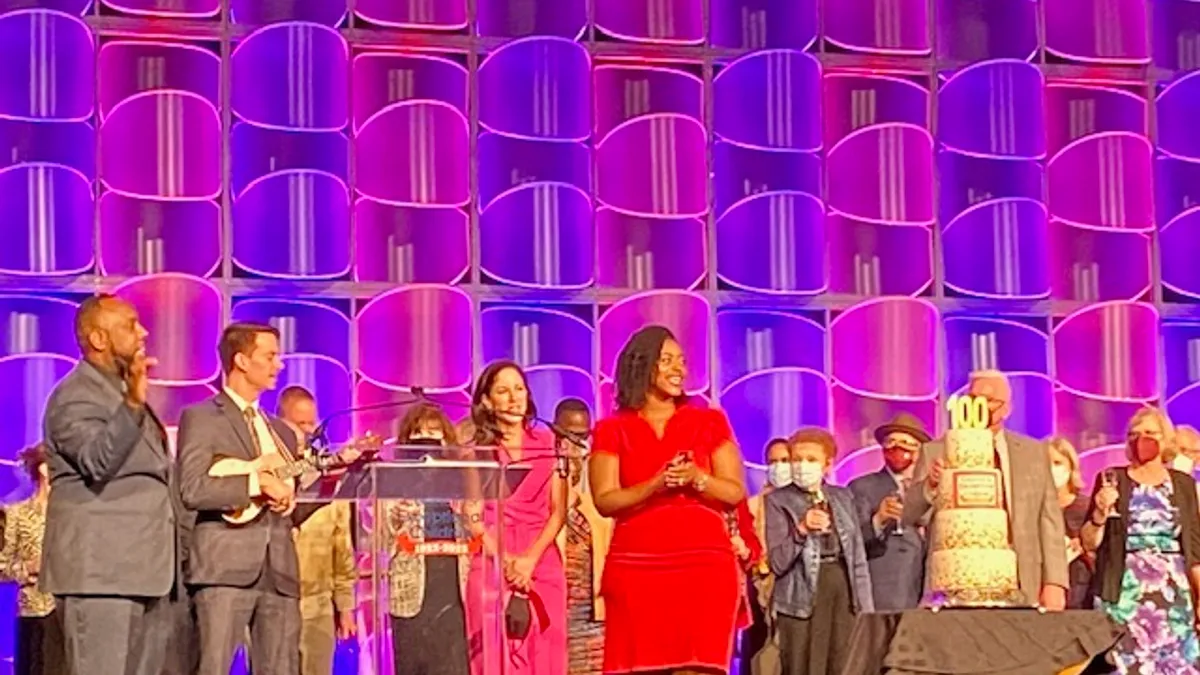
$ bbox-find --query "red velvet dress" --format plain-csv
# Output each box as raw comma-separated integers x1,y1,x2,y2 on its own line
594,404,741,673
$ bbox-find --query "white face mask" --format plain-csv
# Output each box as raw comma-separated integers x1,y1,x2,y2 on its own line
1050,465,1071,490
767,463,792,488
1174,455,1195,474
792,461,824,490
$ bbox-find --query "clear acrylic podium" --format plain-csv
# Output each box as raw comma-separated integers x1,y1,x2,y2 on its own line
297,444,532,675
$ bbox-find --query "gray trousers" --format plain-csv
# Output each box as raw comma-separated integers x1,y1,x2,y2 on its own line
194,585,300,675
58,594,171,675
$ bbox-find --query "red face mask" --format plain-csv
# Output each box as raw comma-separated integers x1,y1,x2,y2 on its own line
883,446,914,474
1131,436,1161,464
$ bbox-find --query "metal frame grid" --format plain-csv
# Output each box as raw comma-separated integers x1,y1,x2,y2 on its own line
4,0,1195,432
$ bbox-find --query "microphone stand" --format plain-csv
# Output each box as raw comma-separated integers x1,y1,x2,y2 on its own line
530,416,588,479
308,389,425,452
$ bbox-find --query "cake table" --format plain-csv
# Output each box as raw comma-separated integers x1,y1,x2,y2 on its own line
840,608,1123,675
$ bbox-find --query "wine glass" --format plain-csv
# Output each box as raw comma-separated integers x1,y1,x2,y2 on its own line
893,488,906,536
1101,468,1120,518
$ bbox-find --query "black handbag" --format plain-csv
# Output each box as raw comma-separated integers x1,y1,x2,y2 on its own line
505,593,533,639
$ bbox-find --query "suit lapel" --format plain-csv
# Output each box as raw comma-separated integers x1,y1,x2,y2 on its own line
214,393,257,458
1000,431,1016,525
76,362,169,457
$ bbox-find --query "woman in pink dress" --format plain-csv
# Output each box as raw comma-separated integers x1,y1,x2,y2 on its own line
465,360,568,675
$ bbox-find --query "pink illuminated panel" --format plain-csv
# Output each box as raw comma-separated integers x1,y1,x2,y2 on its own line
1046,83,1152,302
713,51,824,295
1053,302,1160,454
595,62,708,290
938,60,1048,299
824,71,934,296
478,38,593,288
829,298,939,470
597,292,710,417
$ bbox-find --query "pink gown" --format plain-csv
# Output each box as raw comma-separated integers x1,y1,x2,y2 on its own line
466,428,567,675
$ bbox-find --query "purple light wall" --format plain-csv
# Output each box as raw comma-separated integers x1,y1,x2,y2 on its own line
2,0,1200,671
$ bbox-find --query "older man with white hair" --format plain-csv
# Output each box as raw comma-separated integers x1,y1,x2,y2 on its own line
903,370,1070,610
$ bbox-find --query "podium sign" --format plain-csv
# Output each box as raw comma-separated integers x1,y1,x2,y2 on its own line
296,444,535,675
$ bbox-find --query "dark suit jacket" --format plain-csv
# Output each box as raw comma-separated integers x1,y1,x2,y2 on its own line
176,391,300,596
40,360,179,598
1091,467,1200,604
848,469,925,611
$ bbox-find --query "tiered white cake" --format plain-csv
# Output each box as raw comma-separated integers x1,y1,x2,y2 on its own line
925,428,1023,607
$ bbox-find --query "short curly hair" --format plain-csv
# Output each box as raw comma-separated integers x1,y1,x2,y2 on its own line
787,427,838,463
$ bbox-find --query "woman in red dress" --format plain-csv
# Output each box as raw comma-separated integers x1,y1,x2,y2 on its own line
589,325,747,674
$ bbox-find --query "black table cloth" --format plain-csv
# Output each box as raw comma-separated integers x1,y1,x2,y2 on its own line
841,608,1123,675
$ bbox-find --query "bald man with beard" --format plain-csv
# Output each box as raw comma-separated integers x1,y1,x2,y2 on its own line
41,294,183,675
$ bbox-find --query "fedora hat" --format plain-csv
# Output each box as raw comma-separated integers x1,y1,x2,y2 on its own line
874,412,931,446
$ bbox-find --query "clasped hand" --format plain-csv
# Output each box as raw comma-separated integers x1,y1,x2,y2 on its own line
504,553,536,591
663,454,701,489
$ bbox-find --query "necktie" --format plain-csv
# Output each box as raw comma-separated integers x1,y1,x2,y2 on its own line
243,407,264,457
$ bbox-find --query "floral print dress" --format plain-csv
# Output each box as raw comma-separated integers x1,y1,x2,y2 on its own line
1102,480,1200,674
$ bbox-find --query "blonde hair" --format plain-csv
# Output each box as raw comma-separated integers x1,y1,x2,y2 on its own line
1127,406,1177,462
1177,425,1200,454
1047,436,1084,493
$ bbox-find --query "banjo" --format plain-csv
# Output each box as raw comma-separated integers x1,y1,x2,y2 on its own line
209,434,382,525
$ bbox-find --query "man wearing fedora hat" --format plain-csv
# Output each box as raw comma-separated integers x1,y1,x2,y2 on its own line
849,412,930,611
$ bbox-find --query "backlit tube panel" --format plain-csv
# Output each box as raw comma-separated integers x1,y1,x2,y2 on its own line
938,60,1049,299
1045,83,1152,302
231,23,351,279
824,71,934,297
0,10,94,276
713,50,825,295
352,51,469,285
595,63,707,290
478,38,593,289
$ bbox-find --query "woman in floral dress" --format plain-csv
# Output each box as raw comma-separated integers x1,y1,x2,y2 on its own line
1082,407,1200,674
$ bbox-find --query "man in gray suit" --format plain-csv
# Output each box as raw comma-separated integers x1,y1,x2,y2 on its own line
41,293,183,675
903,370,1069,610
177,322,300,675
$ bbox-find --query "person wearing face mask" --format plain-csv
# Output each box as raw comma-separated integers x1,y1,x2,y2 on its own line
903,370,1069,611
848,413,930,611
765,428,872,675
1174,425,1200,475
1080,407,1200,674
1046,437,1093,610
737,439,789,675
384,403,471,675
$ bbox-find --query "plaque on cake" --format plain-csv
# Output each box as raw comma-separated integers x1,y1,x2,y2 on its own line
923,394,1029,609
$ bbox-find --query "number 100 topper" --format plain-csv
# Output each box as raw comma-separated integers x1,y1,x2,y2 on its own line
946,395,990,430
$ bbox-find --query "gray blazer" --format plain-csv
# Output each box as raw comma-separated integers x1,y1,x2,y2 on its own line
902,430,1068,604
849,469,925,611
40,360,178,598
176,392,300,596
765,483,874,619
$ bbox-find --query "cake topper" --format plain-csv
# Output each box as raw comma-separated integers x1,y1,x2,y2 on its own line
946,394,989,430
